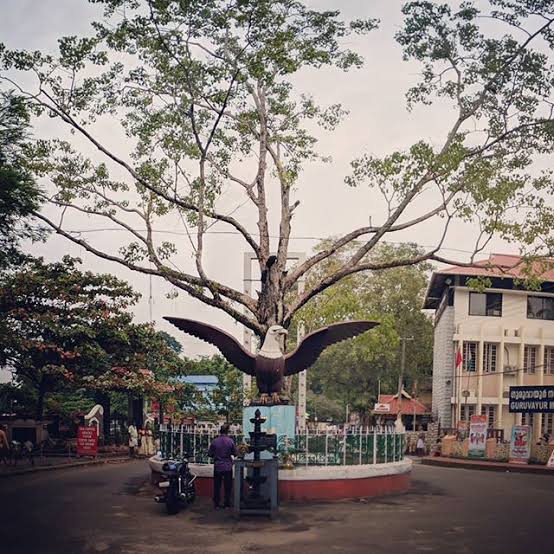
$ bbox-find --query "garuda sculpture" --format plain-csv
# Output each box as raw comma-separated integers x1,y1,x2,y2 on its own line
165,317,378,404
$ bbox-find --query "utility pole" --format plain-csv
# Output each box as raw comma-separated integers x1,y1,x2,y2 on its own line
397,337,414,430
398,337,414,398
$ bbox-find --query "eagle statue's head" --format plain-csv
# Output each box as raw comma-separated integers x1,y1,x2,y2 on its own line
260,325,288,358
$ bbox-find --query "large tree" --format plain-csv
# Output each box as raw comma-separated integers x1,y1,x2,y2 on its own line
295,242,434,420
0,91,43,266
0,256,139,419
2,1,554,336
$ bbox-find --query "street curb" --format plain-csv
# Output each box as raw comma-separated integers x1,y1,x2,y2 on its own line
0,456,133,478
421,457,554,475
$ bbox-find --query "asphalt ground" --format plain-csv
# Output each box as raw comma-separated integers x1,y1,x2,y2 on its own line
0,459,552,553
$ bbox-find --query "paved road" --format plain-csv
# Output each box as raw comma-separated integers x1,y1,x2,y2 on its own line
1,460,553,553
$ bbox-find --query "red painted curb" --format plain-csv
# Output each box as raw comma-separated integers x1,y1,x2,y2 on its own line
174,472,411,502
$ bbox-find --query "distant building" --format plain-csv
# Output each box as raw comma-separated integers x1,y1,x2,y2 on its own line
176,375,219,409
424,253,554,440
179,375,218,394
373,390,431,430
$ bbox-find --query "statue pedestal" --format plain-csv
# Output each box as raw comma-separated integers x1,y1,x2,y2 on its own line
242,405,296,450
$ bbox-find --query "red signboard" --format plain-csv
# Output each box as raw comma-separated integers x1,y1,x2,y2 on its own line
77,426,98,457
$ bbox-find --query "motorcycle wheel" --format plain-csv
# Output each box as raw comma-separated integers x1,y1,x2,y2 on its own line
187,480,196,504
165,482,180,515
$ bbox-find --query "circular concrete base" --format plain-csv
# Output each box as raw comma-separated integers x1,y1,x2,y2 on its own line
148,457,412,501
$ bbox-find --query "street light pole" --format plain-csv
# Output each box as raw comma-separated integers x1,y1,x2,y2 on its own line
397,337,414,429
398,337,414,398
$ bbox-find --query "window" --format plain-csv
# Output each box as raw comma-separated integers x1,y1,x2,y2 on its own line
481,405,496,428
461,404,475,421
545,348,554,375
524,345,537,374
469,292,502,317
483,343,497,373
542,414,554,435
522,413,533,426
527,296,554,320
463,342,478,372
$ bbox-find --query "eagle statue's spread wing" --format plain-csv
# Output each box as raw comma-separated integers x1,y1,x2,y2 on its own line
284,320,379,376
164,317,256,376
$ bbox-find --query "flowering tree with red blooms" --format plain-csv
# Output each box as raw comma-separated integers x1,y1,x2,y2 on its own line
0,255,183,420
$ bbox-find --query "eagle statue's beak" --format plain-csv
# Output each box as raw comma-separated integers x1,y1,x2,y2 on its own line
278,328,289,336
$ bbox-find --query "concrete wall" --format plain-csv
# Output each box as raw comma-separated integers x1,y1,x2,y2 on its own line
432,305,455,427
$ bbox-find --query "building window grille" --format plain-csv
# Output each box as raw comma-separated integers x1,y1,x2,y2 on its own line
483,343,497,373
545,348,554,375
469,292,502,317
463,342,478,372
481,405,496,427
524,346,537,374
521,413,533,426
527,296,554,320
541,414,554,436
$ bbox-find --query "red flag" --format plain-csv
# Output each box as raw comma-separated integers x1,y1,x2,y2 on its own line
456,348,463,369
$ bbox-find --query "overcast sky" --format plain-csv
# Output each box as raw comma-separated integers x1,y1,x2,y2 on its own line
1,1,518,363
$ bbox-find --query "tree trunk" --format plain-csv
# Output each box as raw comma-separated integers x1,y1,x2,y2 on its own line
158,399,164,426
35,377,47,421
258,256,285,333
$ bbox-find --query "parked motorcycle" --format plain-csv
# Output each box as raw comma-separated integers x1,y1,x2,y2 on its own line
154,457,196,515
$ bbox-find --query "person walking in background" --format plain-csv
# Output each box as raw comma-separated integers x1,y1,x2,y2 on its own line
416,431,426,457
128,421,138,458
0,424,10,465
208,424,237,509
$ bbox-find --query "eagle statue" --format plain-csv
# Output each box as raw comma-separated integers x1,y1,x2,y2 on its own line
164,317,379,405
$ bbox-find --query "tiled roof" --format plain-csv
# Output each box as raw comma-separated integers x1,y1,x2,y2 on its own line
438,253,554,280
423,253,554,309
374,394,430,415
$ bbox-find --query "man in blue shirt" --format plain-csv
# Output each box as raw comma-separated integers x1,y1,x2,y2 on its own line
208,424,238,509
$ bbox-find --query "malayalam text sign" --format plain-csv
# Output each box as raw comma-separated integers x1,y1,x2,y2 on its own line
508,386,554,413
77,426,98,457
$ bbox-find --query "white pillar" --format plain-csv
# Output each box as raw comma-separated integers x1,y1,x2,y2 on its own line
516,327,525,426
497,328,505,430
477,335,484,415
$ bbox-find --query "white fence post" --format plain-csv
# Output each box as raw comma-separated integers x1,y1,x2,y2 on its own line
305,427,309,466
384,427,387,464
170,425,174,458
373,428,377,464
343,427,347,466
179,425,184,459
325,431,329,466
358,426,362,465
393,429,396,462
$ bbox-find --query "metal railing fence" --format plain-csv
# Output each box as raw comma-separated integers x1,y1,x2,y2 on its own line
158,425,406,466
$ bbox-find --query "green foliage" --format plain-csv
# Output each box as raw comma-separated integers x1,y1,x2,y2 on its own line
180,355,244,423
346,1,554,260
3,1,554,338
293,242,434,420
0,91,44,266
0,0,376,222
0,256,184,418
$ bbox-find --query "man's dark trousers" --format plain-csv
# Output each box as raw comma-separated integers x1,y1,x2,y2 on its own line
213,470,233,507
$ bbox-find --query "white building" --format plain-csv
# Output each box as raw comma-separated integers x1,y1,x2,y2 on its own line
424,254,554,440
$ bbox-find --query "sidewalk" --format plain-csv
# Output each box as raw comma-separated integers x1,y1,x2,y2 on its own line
0,454,133,478
421,456,554,475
